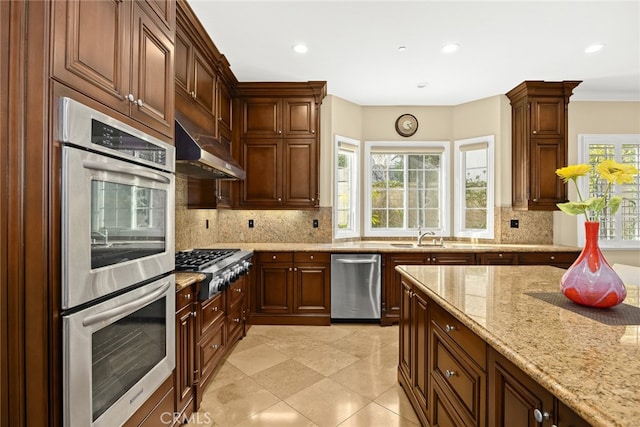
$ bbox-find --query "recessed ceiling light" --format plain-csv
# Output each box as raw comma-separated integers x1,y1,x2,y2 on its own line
441,43,460,54
417,82,429,88
584,43,605,54
398,46,407,52
292,43,308,54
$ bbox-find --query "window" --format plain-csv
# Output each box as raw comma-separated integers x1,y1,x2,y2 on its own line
334,135,360,238
578,134,640,248
364,141,450,237
454,136,494,239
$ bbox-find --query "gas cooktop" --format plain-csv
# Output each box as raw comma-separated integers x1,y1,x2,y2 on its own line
174,248,238,271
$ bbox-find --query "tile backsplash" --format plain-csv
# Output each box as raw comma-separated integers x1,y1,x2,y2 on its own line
175,176,553,250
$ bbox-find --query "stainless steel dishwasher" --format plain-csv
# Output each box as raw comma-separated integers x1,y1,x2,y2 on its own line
331,254,381,321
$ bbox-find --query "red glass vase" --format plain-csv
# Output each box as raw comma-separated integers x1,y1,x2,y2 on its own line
561,221,626,308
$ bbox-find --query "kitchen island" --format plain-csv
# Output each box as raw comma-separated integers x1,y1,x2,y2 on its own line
396,265,639,427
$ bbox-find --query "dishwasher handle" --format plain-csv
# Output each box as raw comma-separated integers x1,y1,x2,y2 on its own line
333,257,379,264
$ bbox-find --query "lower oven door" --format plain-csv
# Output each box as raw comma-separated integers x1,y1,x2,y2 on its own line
63,275,176,427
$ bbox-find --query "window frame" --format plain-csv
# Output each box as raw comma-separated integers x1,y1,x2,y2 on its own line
453,135,495,239
334,135,361,239
364,140,450,238
577,134,640,249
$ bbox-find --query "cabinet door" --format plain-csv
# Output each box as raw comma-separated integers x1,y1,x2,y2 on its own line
412,289,429,417
256,262,292,314
175,304,195,414
283,98,316,138
130,3,174,137
517,252,579,269
142,0,175,36
217,80,233,138
399,280,413,381
242,98,281,138
488,349,555,427
240,139,282,207
383,254,427,326
530,98,564,138
283,139,317,207
294,263,330,314
556,400,591,427
52,0,130,114
191,49,216,118
529,138,566,208
174,27,192,94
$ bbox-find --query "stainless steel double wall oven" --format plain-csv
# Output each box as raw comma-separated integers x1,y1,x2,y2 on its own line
59,98,176,427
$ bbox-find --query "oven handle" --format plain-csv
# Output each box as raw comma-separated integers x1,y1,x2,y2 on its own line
82,280,172,327
82,159,171,184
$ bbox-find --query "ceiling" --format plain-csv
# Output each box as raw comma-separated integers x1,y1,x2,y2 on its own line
188,1,640,106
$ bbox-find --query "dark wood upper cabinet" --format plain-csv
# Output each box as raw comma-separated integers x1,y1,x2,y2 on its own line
236,82,327,209
506,81,580,210
52,0,174,138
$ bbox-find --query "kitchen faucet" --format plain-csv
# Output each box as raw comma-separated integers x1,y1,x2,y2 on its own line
417,227,443,246
92,227,109,245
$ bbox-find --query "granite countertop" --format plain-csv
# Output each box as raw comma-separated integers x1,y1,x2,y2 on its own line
187,242,581,253
175,272,206,292
396,264,640,427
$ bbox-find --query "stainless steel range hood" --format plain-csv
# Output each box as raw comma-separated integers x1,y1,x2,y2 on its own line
175,119,246,180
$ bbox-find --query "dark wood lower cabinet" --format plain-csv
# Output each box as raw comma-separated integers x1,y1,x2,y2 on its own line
399,276,589,427
123,375,175,427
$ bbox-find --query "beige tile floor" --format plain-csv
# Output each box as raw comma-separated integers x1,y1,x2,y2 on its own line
188,323,420,427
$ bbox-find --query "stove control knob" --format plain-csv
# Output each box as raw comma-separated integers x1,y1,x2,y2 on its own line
242,260,253,271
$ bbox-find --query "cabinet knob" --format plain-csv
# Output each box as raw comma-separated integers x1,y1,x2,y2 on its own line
311,129,315,134
126,93,135,102
212,306,218,311
272,255,277,260
445,324,457,332
533,409,551,422
278,130,282,134
426,257,431,262
533,198,538,202
294,267,298,271
136,99,143,107
532,130,537,134
310,255,314,260
233,318,241,323
184,293,191,299
191,91,196,99
211,344,219,350
311,198,315,201
445,369,456,378
235,288,242,293
278,197,282,202
218,116,222,121
498,253,503,257
191,311,196,318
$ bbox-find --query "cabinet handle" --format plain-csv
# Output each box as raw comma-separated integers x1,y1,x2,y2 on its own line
212,306,218,311
498,253,503,257
278,130,282,134
533,409,551,422
310,255,314,260
445,324,457,332
191,91,196,99
311,198,315,201
218,117,222,121
532,130,537,134
184,293,191,299
294,267,298,271
278,197,282,202
445,369,456,378
272,255,277,260
192,311,197,318
136,99,143,107
289,267,292,271
126,93,135,102
550,255,555,260
211,344,219,350
533,198,538,202
233,318,240,323
311,129,315,134
235,288,242,293
426,257,431,262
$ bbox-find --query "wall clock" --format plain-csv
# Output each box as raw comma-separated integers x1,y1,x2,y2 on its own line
395,114,418,137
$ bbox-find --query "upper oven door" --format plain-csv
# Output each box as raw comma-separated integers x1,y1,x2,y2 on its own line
61,145,175,309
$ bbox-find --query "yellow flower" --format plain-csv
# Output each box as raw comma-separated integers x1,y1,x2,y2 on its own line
596,160,638,185
555,164,591,182
556,159,638,222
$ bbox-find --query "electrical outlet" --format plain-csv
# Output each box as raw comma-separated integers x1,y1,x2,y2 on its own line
510,219,519,228
205,219,209,229
248,219,254,228
313,219,319,228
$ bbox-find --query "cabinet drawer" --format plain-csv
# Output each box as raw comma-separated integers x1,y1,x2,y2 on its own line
257,252,293,263
200,293,225,336
176,286,195,312
228,279,245,307
227,302,243,340
294,252,330,263
518,252,578,267
431,304,486,366
432,327,485,427
198,322,225,380
479,252,517,265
